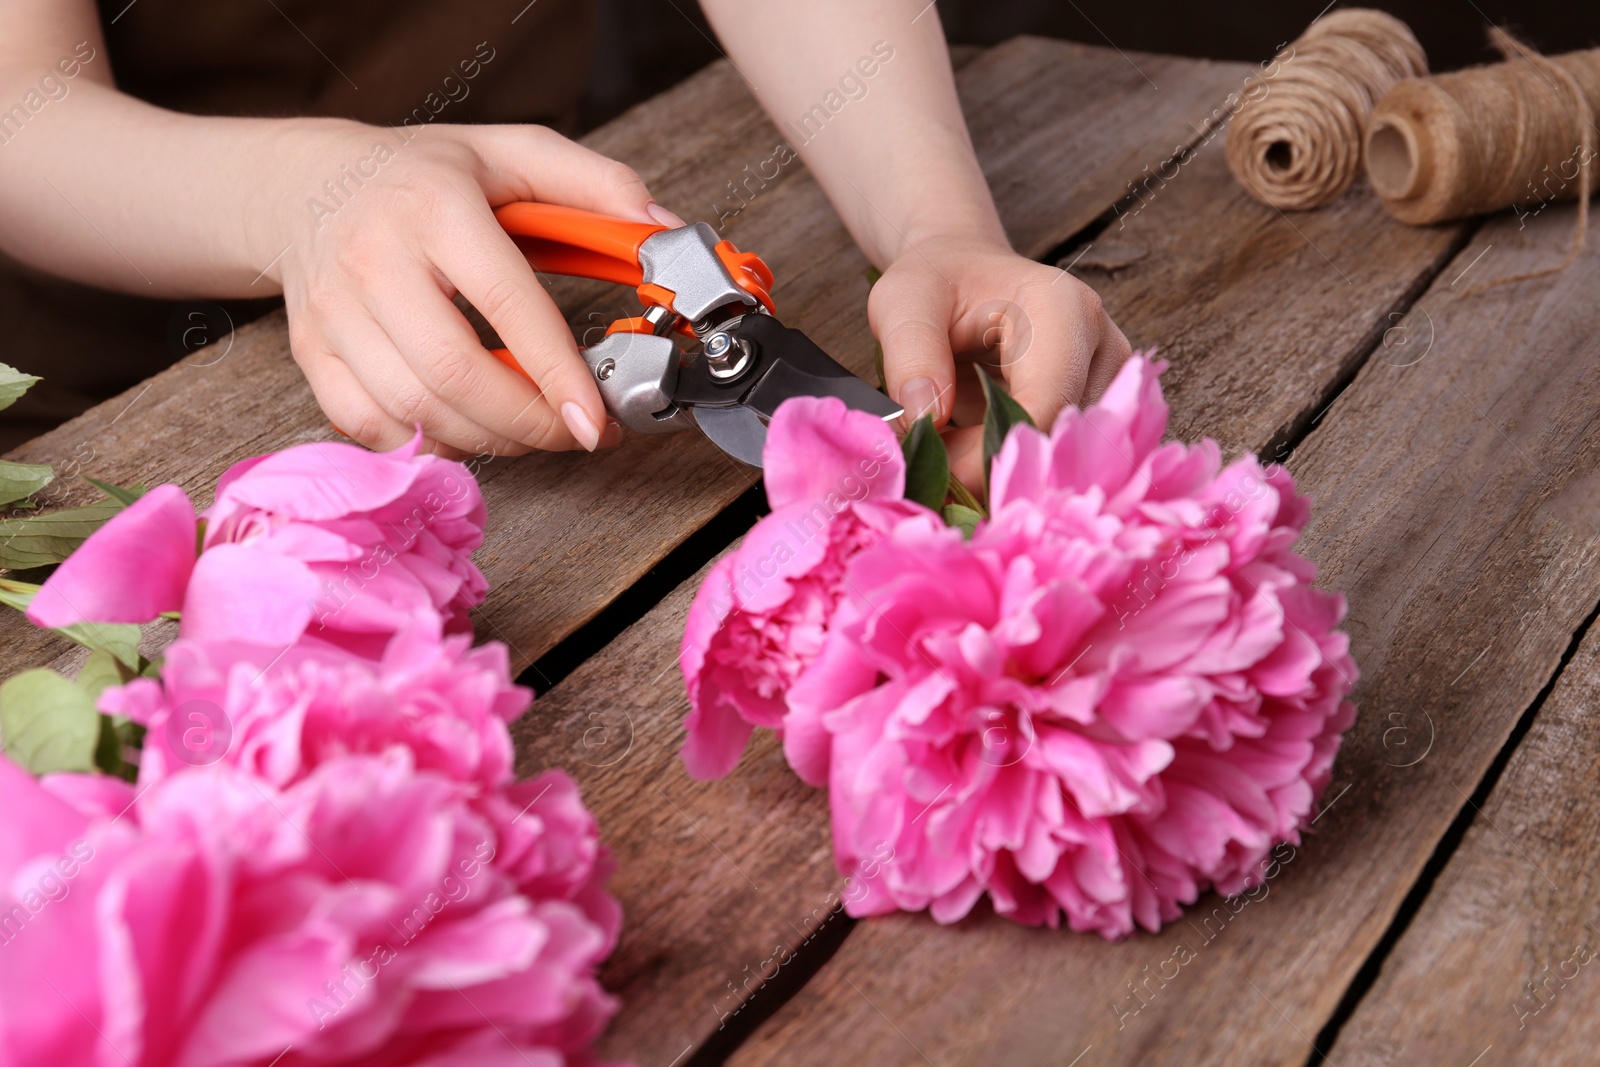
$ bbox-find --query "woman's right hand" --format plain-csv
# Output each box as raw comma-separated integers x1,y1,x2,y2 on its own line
264,120,684,458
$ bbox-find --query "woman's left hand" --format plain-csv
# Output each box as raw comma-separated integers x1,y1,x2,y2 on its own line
869,234,1133,487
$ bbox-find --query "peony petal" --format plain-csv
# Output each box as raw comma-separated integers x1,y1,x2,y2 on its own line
405,897,547,988
988,422,1052,513
762,396,904,509
782,695,833,788
181,543,319,646
174,928,354,1067
679,696,756,780
207,438,422,521
0,757,93,879
27,484,197,628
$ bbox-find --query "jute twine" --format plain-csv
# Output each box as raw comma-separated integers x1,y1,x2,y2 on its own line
1367,29,1599,286
1225,9,1427,211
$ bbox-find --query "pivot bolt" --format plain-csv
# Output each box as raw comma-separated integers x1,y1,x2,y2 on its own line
703,331,753,381
595,358,616,381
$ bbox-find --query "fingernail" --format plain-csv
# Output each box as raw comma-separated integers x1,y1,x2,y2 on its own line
647,202,687,228
599,420,623,449
561,402,601,452
898,377,942,422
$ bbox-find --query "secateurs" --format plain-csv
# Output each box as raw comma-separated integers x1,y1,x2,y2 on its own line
490,202,901,466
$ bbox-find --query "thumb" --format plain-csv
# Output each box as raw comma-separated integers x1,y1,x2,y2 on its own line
868,265,957,428
467,124,683,226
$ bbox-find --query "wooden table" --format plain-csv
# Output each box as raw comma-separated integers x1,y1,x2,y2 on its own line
7,36,1600,1066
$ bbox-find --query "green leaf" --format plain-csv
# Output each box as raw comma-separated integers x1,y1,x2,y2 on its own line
0,668,101,774
0,577,40,612
76,649,134,701
978,371,1035,488
0,461,54,507
947,474,986,518
0,494,133,570
0,578,143,670
81,477,145,507
900,415,950,511
0,362,40,412
58,621,143,670
942,503,983,539
95,715,144,782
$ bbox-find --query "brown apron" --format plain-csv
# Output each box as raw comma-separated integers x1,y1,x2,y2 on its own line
0,0,596,449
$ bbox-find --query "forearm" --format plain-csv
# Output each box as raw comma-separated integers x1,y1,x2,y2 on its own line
701,0,1006,266
0,60,308,298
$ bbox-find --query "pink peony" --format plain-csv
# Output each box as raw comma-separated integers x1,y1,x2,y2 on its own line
96,614,623,955
0,749,623,1067
28,433,488,657
102,619,530,791
785,357,1357,938
678,396,934,779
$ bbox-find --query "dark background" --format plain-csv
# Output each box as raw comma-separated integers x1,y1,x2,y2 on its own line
582,0,1600,128
9,0,1590,449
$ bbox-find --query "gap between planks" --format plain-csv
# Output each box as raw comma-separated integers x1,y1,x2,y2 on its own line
1311,592,1600,1065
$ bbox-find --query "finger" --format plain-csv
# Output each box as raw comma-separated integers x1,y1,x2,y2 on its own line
868,265,957,428
367,264,588,452
468,125,679,225
295,346,421,453
941,424,986,496
425,208,608,452
949,363,986,427
321,304,531,457
994,278,1108,428
1082,315,1134,404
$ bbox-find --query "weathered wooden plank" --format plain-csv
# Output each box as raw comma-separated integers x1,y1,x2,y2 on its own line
0,38,1243,686
1333,573,1600,1056
518,96,1492,1067
731,205,1600,1063
1070,140,1467,455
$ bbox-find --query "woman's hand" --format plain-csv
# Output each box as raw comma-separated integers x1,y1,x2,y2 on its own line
266,120,683,458
870,234,1133,486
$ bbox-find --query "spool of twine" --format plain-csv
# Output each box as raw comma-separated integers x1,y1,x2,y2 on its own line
1367,30,1599,232
1226,9,1427,211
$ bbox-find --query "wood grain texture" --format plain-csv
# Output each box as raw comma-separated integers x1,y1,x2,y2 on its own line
507,548,851,1064
0,38,1244,686
1073,138,1469,455
1333,611,1600,1065
730,204,1600,1064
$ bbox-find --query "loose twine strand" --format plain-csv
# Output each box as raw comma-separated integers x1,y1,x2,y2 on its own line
1225,9,1427,211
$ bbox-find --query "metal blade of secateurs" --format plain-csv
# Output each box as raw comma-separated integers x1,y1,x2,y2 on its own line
693,405,768,467
730,316,903,422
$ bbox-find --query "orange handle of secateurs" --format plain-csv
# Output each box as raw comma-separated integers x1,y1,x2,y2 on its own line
494,202,663,288
494,201,777,314
485,201,779,388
